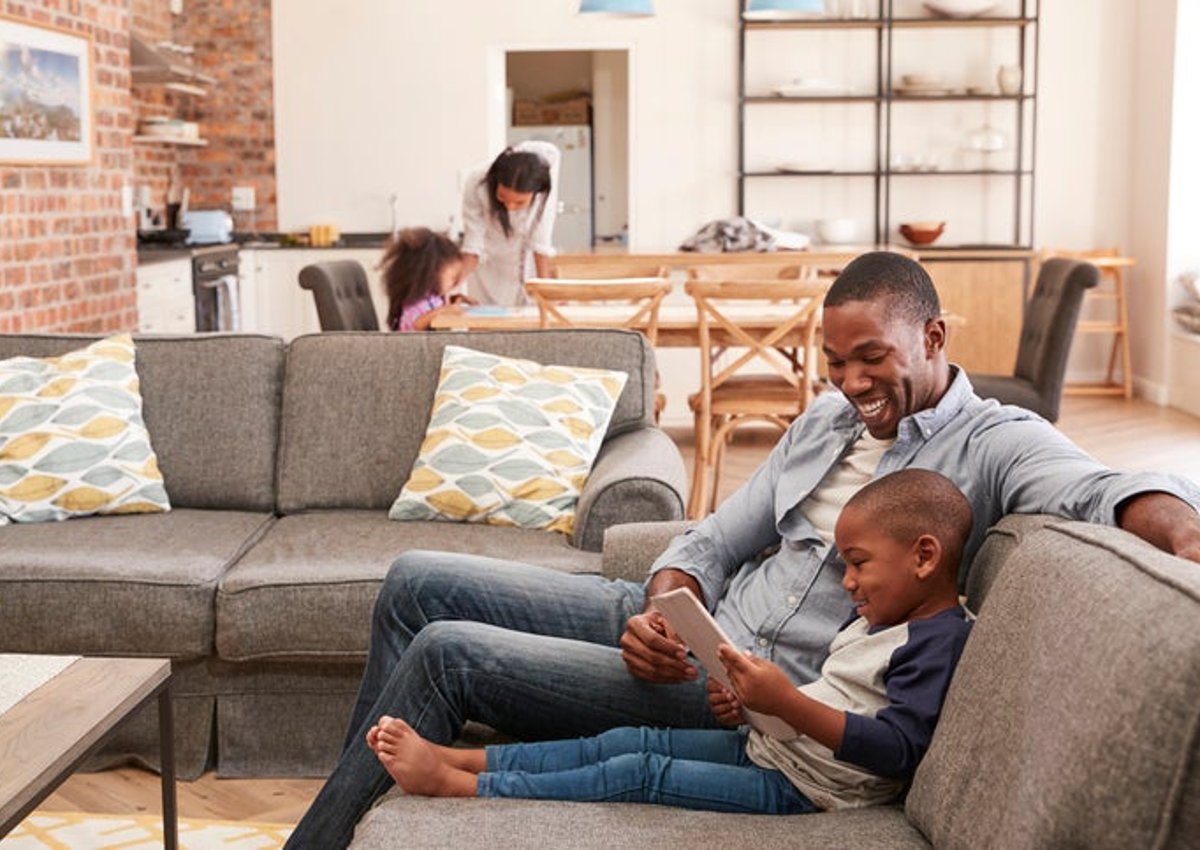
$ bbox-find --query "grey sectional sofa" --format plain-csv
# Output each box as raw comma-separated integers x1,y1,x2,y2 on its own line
349,514,1200,849
0,330,687,780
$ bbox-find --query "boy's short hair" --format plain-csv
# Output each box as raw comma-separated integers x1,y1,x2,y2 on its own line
845,469,973,573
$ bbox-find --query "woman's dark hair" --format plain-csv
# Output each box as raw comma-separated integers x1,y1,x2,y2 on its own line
483,147,553,238
380,227,462,330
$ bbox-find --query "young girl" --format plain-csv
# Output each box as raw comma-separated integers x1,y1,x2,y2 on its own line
381,227,472,331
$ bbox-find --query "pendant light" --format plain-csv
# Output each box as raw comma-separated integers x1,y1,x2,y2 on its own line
579,0,655,15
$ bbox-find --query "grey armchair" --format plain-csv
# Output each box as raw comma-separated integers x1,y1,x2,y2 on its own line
298,260,380,331
971,257,1100,422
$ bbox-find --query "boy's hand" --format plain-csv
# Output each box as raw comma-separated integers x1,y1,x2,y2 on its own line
717,644,795,716
706,678,742,728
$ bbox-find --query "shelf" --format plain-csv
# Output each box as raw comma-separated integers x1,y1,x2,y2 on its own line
742,16,1035,30
743,18,884,30
888,169,1034,177
890,16,1036,29
130,35,216,90
744,95,881,103
889,93,1034,102
132,136,209,147
743,170,877,177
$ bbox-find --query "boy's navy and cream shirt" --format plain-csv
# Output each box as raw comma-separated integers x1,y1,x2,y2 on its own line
746,605,973,810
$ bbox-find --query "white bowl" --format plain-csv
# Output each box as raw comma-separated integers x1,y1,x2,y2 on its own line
922,0,997,18
816,218,857,244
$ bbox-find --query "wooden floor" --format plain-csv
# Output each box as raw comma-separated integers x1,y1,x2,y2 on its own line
37,395,1200,825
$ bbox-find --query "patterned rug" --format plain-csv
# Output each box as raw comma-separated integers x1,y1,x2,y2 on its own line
1,811,292,849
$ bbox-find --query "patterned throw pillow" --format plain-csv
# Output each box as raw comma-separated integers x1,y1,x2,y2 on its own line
0,334,171,525
389,345,629,535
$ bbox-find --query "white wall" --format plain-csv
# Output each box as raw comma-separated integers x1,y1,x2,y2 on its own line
272,0,737,251
272,0,1180,391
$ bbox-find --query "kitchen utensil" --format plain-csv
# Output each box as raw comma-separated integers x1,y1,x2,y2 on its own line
899,221,946,245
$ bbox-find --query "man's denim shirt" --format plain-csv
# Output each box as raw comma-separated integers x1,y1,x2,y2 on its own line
651,368,1200,685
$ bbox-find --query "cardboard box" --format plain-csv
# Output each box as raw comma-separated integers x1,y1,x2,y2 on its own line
513,96,590,126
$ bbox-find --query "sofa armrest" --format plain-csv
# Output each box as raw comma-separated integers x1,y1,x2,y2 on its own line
572,428,688,553
600,520,693,582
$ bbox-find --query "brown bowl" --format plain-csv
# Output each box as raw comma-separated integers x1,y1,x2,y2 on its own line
899,222,946,245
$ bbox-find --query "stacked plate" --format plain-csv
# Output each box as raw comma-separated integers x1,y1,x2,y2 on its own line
893,73,952,96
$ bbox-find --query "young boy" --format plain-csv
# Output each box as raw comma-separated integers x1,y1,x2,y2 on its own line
366,468,974,814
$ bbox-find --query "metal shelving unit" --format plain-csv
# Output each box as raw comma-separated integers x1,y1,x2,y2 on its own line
737,0,1039,248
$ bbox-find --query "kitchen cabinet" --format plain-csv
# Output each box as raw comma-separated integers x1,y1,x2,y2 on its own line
136,258,195,333
239,248,386,340
738,0,1039,249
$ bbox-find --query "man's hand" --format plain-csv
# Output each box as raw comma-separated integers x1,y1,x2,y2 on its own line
706,678,742,728
1118,492,1200,564
717,645,796,717
619,611,697,683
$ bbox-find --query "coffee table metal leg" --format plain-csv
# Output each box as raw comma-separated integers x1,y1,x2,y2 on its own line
158,686,178,850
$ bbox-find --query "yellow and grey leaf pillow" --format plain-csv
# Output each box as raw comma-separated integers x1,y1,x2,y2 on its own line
389,345,628,535
0,334,170,525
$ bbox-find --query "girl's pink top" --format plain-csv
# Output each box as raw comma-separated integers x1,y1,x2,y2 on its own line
394,294,446,332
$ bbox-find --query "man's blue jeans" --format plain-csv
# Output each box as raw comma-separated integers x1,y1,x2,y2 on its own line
285,551,718,849
480,726,817,814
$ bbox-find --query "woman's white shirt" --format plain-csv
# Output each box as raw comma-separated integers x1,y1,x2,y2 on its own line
460,140,561,306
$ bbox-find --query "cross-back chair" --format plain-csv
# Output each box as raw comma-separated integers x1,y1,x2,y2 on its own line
525,277,674,421
685,277,828,518
688,261,822,282
550,259,669,279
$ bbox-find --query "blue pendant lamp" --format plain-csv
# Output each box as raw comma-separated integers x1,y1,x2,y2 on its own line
745,0,825,12
579,0,655,15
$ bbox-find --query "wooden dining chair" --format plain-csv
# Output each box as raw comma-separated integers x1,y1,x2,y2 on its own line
684,277,828,518
688,261,822,282
525,277,674,421
549,258,668,279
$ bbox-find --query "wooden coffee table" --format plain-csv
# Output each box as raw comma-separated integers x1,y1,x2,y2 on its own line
0,657,177,849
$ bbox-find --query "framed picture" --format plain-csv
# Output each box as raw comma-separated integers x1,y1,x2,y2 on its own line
0,15,94,164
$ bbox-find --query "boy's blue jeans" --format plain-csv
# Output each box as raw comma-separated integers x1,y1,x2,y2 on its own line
480,726,817,814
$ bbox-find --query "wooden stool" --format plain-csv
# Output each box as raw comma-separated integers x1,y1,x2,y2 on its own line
1043,249,1135,399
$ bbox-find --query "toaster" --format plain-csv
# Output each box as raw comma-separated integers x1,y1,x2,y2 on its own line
182,210,234,245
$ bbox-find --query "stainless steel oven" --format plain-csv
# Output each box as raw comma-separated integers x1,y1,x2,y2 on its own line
191,245,240,331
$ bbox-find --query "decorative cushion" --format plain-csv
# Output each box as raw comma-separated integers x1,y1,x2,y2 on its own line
0,334,170,524
389,345,628,534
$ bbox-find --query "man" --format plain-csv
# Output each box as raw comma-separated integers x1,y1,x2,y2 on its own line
287,252,1200,848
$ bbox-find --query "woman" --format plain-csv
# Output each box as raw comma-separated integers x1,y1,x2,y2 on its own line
460,140,560,306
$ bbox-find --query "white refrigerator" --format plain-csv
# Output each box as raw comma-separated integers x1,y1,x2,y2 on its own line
506,125,593,252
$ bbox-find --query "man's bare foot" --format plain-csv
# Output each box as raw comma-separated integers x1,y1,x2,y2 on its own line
373,716,476,797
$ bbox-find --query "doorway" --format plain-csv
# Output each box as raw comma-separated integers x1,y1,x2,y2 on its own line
496,48,631,253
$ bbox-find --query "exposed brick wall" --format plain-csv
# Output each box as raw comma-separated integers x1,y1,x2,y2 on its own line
174,0,276,232
0,0,137,334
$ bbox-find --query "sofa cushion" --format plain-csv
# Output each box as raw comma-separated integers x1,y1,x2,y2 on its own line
906,515,1200,849
0,509,273,658
0,334,171,523
389,345,627,534
0,334,285,512
215,511,603,662
349,794,930,849
275,330,655,513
